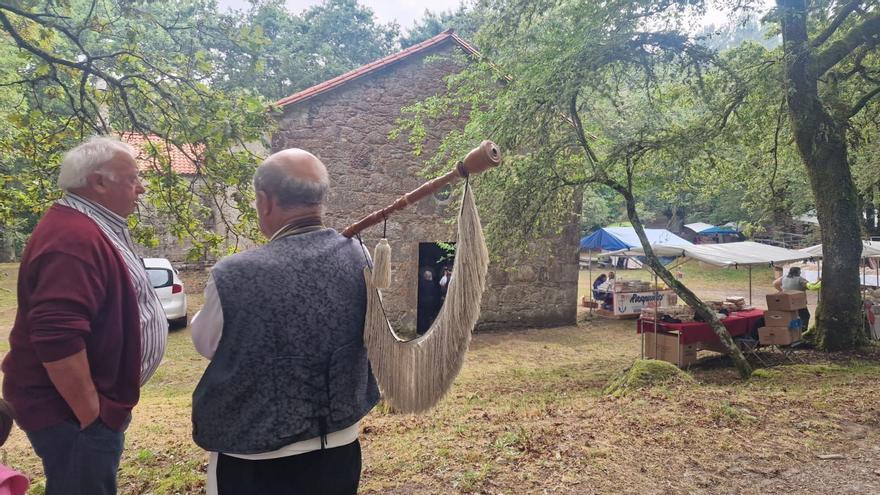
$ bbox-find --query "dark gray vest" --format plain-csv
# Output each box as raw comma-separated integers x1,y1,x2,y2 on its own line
191,228,379,454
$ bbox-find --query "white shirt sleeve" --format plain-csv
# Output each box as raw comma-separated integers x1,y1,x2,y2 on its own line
191,273,224,359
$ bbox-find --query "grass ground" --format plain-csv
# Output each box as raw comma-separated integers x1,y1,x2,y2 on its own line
1,263,878,494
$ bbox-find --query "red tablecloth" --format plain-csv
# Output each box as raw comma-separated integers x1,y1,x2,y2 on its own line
636,308,764,345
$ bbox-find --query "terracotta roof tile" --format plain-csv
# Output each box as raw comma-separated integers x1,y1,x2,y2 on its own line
274,30,480,108
120,133,200,175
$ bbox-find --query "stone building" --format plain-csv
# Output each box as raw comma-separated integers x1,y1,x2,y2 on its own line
272,30,580,332
123,133,223,262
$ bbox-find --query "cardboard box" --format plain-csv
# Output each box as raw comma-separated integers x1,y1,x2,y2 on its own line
758,326,802,346
764,310,802,328
643,332,697,367
766,291,807,311
700,340,730,354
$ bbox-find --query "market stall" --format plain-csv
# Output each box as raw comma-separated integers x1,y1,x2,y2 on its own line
608,241,812,304
636,307,764,367
603,241,812,365
637,308,764,344
580,227,691,316
593,279,678,319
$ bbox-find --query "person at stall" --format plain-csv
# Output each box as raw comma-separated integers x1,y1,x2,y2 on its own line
592,273,607,301
773,267,818,330
596,271,616,309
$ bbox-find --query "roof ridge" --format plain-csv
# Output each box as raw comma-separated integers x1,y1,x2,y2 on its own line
274,30,480,108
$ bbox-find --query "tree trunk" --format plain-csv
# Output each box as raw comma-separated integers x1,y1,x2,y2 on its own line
779,0,866,350
611,182,752,378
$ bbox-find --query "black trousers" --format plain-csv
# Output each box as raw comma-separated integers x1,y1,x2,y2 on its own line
799,308,811,331
217,439,362,495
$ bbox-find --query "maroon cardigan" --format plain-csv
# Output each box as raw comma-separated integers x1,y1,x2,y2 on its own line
2,204,142,432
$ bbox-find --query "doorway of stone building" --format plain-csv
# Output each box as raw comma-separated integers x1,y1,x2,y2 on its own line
417,242,456,335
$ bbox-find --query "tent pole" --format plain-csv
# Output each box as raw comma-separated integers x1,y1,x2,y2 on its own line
653,271,659,360
749,266,753,306
589,253,593,316
863,261,867,301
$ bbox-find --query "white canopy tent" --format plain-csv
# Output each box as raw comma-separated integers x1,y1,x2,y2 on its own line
603,241,814,304
799,241,880,259
605,241,812,267
684,222,715,234
799,241,880,289
676,242,813,268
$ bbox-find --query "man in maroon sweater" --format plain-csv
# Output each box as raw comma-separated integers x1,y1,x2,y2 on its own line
2,136,167,495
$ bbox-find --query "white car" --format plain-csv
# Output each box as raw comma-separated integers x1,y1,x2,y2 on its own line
143,257,188,329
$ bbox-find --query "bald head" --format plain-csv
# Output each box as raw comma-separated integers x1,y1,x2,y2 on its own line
254,148,329,209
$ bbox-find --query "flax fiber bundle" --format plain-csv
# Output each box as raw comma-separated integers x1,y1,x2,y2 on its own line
363,185,488,413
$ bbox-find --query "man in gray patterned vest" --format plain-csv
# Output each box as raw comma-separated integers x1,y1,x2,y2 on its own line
191,148,380,494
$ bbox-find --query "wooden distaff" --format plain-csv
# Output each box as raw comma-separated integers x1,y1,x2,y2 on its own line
342,140,501,238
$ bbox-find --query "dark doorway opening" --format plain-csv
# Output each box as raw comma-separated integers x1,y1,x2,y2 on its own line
417,242,455,334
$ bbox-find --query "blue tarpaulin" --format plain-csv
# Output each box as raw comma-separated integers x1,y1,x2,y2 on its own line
579,227,693,251
700,226,740,234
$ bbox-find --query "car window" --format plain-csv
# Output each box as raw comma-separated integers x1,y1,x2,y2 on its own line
146,268,173,288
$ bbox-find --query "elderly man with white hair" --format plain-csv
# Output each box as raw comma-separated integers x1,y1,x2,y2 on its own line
191,148,379,495
2,136,167,495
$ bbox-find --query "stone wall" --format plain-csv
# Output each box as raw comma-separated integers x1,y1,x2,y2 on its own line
136,178,255,263
274,39,580,332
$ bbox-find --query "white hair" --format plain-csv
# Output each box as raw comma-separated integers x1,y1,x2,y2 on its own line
57,136,135,191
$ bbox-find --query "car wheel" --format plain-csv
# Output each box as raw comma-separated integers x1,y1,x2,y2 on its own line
170,315,188,329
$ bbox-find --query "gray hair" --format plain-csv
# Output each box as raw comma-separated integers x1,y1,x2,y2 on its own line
253,163,329,209
57,136,135,191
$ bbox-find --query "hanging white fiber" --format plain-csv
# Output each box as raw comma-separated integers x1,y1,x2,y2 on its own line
363,185,489,414
372,238,392,289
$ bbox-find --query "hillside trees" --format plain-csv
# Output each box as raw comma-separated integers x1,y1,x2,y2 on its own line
214,0,399,101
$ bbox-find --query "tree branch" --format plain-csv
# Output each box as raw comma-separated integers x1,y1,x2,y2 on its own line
849,85,880,118
568,91,600,167
814,12,880,76
811,0,863,48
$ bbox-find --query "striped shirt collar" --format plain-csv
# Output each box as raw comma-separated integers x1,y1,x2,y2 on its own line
59,193,134,250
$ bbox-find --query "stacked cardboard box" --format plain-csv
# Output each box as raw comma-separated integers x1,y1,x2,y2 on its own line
759,292,806,345
643,331,697,367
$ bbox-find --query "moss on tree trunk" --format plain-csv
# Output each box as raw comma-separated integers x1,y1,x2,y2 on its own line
779,0,868,350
